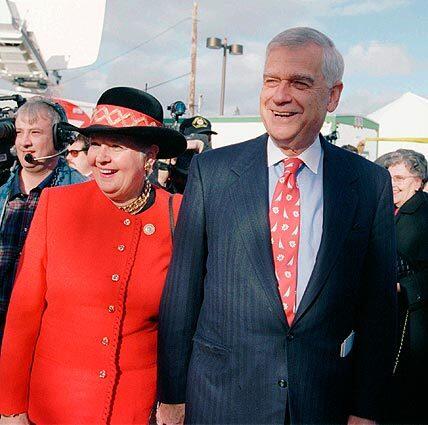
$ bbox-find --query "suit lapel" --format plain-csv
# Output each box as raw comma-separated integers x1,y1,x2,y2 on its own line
293,139,359,326
227,135,360,328
229,134,288,328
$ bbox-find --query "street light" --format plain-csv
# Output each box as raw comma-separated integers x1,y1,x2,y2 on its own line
206,37,243,115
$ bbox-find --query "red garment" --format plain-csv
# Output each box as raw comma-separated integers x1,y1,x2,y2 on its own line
0,181,181,424
269,158,302,324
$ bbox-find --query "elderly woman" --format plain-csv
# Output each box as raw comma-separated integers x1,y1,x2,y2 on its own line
376,149,428,424
0,87,186,424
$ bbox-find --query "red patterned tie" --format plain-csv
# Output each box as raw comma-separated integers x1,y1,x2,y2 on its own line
270,158,303,325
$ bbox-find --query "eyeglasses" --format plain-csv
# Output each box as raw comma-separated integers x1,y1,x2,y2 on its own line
67,149,88,158
390,175,418,183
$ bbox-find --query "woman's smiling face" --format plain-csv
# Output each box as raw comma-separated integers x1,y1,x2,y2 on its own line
87,134,157,205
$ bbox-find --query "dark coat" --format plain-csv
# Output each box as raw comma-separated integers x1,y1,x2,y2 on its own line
385,191,428,424
158,134,397,425
395,190,428,370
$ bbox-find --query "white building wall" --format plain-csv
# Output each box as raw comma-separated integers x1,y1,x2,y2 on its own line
209,121,266,149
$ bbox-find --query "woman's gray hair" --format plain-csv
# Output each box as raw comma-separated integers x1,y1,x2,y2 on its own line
266,27,344,88
375,149,428,184
15,96,62,125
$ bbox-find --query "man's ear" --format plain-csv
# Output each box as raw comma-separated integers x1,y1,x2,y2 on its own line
327,81,344,113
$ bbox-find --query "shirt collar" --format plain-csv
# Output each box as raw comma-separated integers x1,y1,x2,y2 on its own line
10,171,22,198
267,135,322,174
10,162,58,198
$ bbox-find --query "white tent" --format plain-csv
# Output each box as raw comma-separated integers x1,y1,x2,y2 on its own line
368,92,428,158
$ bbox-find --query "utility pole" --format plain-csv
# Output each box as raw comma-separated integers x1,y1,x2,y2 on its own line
188,1,198,116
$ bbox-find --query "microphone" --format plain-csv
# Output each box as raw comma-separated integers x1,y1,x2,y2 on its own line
24,147,69,164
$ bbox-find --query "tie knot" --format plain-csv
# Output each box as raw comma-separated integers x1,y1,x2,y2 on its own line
283,158,303,175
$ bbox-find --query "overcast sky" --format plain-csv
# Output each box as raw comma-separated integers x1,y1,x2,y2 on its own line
1,0,427,118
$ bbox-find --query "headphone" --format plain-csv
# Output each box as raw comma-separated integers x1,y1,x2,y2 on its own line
39,100,74,152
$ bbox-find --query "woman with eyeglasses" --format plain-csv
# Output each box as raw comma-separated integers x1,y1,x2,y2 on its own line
375,149,428,424
66,134,93,178
0,87,186,424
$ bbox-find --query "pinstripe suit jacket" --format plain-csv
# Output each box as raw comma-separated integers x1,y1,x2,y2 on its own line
158,134,397,424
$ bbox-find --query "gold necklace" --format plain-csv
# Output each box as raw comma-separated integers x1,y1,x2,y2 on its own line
119,180,152,215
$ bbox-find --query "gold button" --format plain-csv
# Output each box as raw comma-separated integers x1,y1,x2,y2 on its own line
108,305,115,313
99,370,107,379
123,219,131,226
101,337,109,346
143,223,156,235
117,244,125,252
111,274,119,282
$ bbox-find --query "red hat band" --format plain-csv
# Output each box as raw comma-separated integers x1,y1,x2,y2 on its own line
90,104,162,128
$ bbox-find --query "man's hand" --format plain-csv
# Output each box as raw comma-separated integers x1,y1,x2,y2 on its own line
156,159,176,187
156,403,185,425
186,139,204,153
347,415,376,425
0,413,30,424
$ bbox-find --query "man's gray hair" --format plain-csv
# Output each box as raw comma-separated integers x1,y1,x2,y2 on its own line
375,149,428,184
266,27,344,88
15,96,62,125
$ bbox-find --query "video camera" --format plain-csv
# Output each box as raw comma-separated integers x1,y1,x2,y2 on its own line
167,101,186,130
0,95,27,184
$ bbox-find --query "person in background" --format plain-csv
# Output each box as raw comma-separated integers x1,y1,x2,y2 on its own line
0,87,186,424
150,115,216,193
178,115,217,149
0,97,86,344
341,144,359,154
375,149,428,425
356,139,366,155
66,134,92,177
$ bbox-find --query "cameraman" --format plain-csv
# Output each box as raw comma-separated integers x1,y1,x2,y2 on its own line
150,115,216,194
0,97,86,344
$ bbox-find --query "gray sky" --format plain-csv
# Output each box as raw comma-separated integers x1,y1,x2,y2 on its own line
1,0,426,118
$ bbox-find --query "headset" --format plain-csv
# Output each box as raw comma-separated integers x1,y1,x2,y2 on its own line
41,99,72,151
24,100,75,164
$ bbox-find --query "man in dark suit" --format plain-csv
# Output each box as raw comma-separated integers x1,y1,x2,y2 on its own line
157,27,397,425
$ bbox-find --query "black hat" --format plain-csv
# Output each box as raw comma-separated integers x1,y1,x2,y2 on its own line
179,115,217,136
62,87,187,159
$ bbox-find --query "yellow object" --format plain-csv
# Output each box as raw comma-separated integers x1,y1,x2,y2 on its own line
365,137,428,144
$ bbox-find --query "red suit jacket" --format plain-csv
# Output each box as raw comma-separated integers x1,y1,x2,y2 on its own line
0,181,180,424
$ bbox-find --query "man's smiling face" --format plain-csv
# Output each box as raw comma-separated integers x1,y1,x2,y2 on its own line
260,43,343,153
